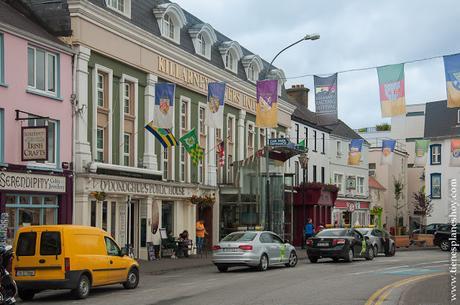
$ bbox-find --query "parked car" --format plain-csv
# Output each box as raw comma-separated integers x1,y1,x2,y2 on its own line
433,224,460,251
356,228,396,257
212,231,297,272
412,223,444,235
13,225,139,301
306,228,374,263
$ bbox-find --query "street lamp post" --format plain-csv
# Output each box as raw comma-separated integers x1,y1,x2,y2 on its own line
263,33,319,232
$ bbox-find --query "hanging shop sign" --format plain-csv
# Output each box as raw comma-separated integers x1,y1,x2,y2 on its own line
0,172,66,193
21,126,48,161
346,177,356,189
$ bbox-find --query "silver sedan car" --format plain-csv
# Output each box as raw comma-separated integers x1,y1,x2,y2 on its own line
212,231,297,272
356,228,396,257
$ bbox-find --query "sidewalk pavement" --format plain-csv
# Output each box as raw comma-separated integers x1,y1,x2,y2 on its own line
139,247,308,275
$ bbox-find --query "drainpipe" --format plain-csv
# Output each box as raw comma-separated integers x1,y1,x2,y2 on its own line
71,51,78,224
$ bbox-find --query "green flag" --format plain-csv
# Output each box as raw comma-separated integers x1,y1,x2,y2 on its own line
297,139,306,151
179,129,203,165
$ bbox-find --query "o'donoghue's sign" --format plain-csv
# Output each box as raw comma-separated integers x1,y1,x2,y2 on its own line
22,126,48,161
0,172,66,193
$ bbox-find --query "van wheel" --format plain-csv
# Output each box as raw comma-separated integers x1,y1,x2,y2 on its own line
18,289,35,301
123,268,139,289
72,274,91,299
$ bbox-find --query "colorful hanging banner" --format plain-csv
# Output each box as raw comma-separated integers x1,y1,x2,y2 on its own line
217,141,225,167
450,139,460,166
348,139,364,165
377,64,406,117
443,54,460,108
179,129,203,165
144,121,178,148
314,73,338,124
205,82,226,129
414,139,430,167
381,139,396,165
256,79,278,128
153,83,175,128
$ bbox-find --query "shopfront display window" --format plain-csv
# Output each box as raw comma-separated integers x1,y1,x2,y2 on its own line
5,194,58,242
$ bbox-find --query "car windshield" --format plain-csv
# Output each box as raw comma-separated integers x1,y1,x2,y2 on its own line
356,229,371,235
222,232,257,242
316,229,348,237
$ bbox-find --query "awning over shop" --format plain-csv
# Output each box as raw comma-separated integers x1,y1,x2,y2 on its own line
335,200,370,210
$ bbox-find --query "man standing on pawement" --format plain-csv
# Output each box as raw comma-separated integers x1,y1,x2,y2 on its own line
196,220,207,254
304,218,315,246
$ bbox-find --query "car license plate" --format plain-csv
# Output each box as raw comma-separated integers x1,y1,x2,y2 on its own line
223,248,239,252
317,242,329,247
16,270,35,276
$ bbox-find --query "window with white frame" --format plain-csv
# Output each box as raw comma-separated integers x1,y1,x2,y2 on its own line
27,46,58,96
336,141,342,156
180,100,189,182
294,161,299,186
163,14,175,40
163,147,169,180
247,63,259,82
197,33,207,57
313,130,317,151
28,118,58,165
123,133,130,166
259,128,266,149
295,124,299,143
198,159,204,184
430,173,441,199
430,144,441,165
357,176,365,194
304,127,308,148
247,123,254,157
123,82,133,114
96,128,104,162
227,116,234,143
180,146,186,182
227,154,233,183
105,0,130,16
321,133,325,153
96,73,106,107
181,100,188,133
334,173,344,193
225,51,236,72
199,106,206,135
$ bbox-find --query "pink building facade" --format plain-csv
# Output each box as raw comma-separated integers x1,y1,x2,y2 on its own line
0,2,74,242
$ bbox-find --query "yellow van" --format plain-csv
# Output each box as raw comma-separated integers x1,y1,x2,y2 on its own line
12,225,139,301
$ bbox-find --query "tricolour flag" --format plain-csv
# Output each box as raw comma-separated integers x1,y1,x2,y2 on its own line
216,141,225,167
145,121,178,148
179,128,203,165
414,139,430,167
348,139,364,165
314,73,338,124
153,83,175,128
206,82,226,129
450,139,460,166
256,79,278,128
377,64,406,117
380,139,396,165
443,54,460,108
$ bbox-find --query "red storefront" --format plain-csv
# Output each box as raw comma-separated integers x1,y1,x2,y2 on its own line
291,184,338,246
332,200,371,227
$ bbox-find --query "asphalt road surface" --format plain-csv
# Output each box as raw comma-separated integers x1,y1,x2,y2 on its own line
18,250,452,305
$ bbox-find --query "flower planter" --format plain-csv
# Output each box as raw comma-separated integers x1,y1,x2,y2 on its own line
394,235,410,248
412,234,434,247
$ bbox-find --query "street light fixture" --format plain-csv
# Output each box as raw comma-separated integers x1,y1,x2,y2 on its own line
264,33,320,232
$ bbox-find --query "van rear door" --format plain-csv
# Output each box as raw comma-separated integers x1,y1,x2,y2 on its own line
37,230,65,280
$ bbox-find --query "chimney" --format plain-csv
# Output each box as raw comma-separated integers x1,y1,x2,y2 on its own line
286,84,310,107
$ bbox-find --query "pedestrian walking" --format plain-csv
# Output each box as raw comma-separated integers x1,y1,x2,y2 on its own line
304,218,315,247
196,220,207,254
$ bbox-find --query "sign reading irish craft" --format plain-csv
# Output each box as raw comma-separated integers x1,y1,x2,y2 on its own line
22,126,48,161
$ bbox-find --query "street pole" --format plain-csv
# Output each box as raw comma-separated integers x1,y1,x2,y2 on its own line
263,33,320,233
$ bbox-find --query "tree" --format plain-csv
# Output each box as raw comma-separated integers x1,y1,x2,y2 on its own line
376,123,391,131
412,187,433,233
393,176,405,235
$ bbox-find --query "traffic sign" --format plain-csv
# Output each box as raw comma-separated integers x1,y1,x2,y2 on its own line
268,138,290,147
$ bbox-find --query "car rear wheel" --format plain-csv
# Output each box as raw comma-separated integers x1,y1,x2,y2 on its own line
344,249,353,263
366,246,374,260
123,268,139,289
258,254,269,271
285,251,297,267
309,256,318,263
18,289,35,301
217,265,228,272
72,274,91,299
440,240,451,251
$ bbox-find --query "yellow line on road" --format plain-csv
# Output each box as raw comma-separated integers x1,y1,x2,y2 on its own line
365,272,446,305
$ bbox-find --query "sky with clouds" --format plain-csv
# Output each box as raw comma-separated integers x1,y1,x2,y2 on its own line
174,0,460,129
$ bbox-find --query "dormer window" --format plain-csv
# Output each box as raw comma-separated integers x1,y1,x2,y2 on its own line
197,33,206,57
106,0,131,18
219,41,243,74
242,55,263,83
153,3,187,44
163,14,175,40
189,23,217,60
225,51,235,72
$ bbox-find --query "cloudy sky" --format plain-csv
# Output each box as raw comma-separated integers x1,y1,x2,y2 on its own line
175,0,460,129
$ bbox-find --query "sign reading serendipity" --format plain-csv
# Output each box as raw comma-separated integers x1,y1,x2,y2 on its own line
0,172,66,193
22,126,48,161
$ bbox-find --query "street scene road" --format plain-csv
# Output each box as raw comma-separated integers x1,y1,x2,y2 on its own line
17,250,450,305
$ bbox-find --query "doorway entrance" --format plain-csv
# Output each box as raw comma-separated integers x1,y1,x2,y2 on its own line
127,199,139,258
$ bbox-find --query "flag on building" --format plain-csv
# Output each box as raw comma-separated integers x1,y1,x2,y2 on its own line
297,138,306,151
414,139,430,167
314,73,338,124
179,128,203,165
380,139,396,165
377,64,406,117
450,138,460,166
153,83,175,128
348,139,364,165
206,82,226,128
443,54,460,108
216,141,225,167
144,121,178,148
256,79,278,128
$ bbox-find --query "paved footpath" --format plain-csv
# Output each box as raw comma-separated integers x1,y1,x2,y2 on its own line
16,249,451,305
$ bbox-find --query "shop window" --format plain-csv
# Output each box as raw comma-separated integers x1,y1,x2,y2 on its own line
140,218,147,248
90,201,96,227
102,201,108,232
161,202,174,234
27,46,58,96
28,118,58,166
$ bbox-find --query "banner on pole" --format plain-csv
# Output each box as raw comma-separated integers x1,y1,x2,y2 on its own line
414,139,430,167
348,139,364,165
377,64,406,117
314,73,338,124
450,138,460,166
205,82,226,128
256,80,278,128
179,129,203,165
443,54,460,108
381,139,396,165
153,83,175,128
